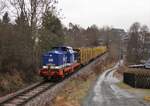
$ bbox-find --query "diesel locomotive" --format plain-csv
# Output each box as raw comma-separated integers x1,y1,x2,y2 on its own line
39,46,107,80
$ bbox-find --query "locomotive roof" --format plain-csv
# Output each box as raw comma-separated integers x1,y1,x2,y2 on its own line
52,46,73,49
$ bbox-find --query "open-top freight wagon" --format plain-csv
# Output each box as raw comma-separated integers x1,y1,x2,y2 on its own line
39,46,107,80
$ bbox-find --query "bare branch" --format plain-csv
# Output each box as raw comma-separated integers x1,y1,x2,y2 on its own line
0,0,6,15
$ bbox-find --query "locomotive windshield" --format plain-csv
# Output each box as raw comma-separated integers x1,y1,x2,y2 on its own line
52,47,72,52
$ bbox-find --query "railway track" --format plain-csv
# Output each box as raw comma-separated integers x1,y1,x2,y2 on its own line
0,81,56,106
0,53,108,106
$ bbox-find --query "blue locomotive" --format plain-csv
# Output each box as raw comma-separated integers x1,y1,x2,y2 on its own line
39,46,80,80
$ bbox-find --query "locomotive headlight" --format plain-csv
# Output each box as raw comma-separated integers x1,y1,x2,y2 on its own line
43,66,48,69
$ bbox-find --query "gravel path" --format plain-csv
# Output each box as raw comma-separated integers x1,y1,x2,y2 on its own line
83,61,150,106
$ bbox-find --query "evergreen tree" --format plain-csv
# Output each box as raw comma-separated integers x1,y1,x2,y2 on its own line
2,12,10,24
15,11,28,27
42,11,62,35
40,10,64,52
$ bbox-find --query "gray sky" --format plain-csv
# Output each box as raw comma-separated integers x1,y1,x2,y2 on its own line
58,0,150,29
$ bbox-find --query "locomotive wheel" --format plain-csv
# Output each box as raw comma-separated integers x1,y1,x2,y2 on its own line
57,76,64,81
58,70,65,81
43,77,49,81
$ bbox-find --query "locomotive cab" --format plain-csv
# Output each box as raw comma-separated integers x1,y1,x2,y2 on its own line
42,50,67,69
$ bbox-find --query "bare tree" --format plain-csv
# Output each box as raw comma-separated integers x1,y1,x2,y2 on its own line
5,0,58,69
0,0,6,15
127,22,143,63
7,0,58,28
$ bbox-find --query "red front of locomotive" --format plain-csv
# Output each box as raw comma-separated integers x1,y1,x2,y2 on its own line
39,65,65,79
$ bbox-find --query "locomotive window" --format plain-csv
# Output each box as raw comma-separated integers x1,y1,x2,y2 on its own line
52,47,69,51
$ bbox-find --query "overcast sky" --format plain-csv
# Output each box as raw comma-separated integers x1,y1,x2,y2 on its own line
58,0,150,30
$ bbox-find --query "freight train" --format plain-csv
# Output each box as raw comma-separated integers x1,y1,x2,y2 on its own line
39,46,107,80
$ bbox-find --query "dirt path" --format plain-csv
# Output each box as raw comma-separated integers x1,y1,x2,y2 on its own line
83,61,150,106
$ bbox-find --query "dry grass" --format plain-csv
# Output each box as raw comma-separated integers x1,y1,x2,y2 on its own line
51,59,115,106
0,69,41,97
116,82,150,97
51,73,96,106
93,58,115,75
0,71,25,96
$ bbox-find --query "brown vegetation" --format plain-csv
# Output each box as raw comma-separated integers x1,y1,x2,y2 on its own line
126,22,150,64
0,71,24,96
50,57,114,106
